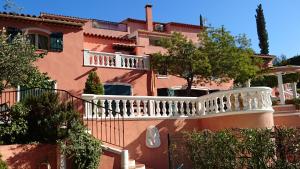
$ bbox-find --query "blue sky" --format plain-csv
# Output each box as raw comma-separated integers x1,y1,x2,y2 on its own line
1,0,300,58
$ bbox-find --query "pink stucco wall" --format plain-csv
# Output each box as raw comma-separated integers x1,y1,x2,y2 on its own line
0,144,58,169
86,111,274,169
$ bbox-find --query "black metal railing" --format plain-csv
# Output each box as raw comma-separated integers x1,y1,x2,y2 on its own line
0,88,125,147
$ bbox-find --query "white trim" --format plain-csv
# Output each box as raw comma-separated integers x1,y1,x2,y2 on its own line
83,109,274,121
22,27,51,35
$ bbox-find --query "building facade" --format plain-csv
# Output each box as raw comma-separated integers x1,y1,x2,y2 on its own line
0,5,252,97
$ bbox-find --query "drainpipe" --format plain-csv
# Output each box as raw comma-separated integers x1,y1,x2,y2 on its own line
121,150,129,169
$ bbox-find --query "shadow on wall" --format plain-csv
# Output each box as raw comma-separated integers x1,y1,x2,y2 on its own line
5,144,57,169
123,119,201,169
106,70,146,85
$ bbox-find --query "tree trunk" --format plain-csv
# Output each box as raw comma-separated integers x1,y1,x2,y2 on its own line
186,77,193,97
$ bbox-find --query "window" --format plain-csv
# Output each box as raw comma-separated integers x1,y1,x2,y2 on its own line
28,33,49,50
149,36,162,46
154,24,165,32
27,32,63,51
104,84,132,95
50,32,63,52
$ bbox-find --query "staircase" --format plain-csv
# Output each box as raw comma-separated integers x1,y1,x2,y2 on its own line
102,144,153,169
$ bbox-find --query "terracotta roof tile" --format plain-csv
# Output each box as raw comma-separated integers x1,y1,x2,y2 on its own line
83,32,135,42
0,11,84,27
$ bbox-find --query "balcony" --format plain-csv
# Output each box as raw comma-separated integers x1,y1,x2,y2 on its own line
83,50,150,70
82,87,273,119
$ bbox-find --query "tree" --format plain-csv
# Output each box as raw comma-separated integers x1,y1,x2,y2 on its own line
255,4,269,54
152,27,260,96
0,28,53,90
200,15,204,27
83,71,104,95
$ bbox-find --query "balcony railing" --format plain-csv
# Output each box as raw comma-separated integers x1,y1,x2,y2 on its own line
82,87,273,119
83,50,150,70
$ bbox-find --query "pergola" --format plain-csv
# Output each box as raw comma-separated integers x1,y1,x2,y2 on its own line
263,65,300,104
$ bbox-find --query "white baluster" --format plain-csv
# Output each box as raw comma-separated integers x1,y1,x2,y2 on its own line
127,58,130,68
242,92,249,111
186,101,191,116
100,100,106,118
162,101,167,116
122,100,128,118
143,100,148,116
129,100,135,117
107,100,113,117
115,100,120,114
168,100,173,116
200,101,206,115
214,97,219,113
234,93,240,111
179,101,184,115
136,100,141,117
174,101,179,116
226,95,232,112
191,101,196,116
155,101,161,116
219,95,225,113
148,100,155,116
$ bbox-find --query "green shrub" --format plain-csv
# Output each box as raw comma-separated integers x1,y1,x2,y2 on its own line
238,129,275,168
60,121,102,169
0,103,29,144
23,92,79,143
184,128,300,169
83,71,104,95
185,130,238,169
0,155,7,169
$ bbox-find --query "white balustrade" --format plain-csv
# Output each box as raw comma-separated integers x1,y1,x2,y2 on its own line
82,87,273,119
83,49,149,70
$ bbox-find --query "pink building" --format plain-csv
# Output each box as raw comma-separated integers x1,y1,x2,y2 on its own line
0,5,298,169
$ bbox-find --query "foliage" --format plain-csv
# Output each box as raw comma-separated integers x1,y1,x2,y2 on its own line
185,130,238,169
200,15,204,27
83,71,104,95
22,92,79,143
0,103,29,144
0,28,54,90
183,128,300,169
59,120,102,169
251,73,300,88
0,154,7,169
287,55,300,65
239,129,275,168
152,27,260,95
255,4,269,54
200,28,260,85
251,75,278,88
151,32,211,96
273,54,288,66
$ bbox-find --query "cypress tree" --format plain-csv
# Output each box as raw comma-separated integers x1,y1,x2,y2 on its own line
255,4,269,54
200,14,204,27
83,71,104,95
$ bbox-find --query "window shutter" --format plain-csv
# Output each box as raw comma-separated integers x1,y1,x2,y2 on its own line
50,32,63,52
6,27,21,42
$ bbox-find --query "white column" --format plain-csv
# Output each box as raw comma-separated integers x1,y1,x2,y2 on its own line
292,82,298,99
115,52,122,68
277,73,286,104
246,79,251,87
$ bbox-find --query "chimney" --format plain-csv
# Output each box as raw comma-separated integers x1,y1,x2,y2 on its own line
145,4,153,31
